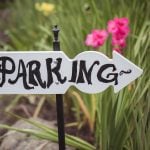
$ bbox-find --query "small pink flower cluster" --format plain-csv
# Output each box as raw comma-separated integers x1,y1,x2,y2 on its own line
108,18,130,53
85,29,108,48
85,17,130,53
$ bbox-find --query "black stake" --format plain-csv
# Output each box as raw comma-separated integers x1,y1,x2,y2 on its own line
52,25,65,150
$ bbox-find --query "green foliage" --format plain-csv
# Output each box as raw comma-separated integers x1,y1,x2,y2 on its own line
1,0,150,150
0,113,95,150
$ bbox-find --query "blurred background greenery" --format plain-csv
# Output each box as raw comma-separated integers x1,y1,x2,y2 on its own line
0,0,149,150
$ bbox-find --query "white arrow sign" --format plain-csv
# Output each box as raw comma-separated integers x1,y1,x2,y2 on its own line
0,51,143,94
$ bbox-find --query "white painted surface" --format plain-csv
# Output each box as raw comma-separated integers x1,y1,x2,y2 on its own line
0,51,143,94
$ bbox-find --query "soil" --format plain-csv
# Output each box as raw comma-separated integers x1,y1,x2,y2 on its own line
0,95,94,144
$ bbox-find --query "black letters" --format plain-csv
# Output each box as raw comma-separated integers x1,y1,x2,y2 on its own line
0,57,15,87
8,59,33,89
97,64,118,85
27,61,46,88
46,58,67,87
0,55,120,91
69,60,78,83
77,60,99,84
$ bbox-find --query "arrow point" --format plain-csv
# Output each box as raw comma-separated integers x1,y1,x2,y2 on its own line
113,51,143,93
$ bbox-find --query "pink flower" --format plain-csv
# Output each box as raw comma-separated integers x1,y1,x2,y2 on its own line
107,17,130,53
107,20,118,34
85,29,108,48
114,17,129,27
112,36,126,48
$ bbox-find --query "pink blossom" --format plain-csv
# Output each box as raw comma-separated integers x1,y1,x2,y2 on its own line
107,17,130,36
114,17,129,27
117,26,130,38
112,36,126,48
107,17,130,53
107,20,118,34
85,29,108,48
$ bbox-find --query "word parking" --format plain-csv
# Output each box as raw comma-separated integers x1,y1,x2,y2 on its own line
0,51,143,94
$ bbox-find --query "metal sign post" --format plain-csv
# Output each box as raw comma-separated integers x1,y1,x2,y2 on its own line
52,25,65,150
